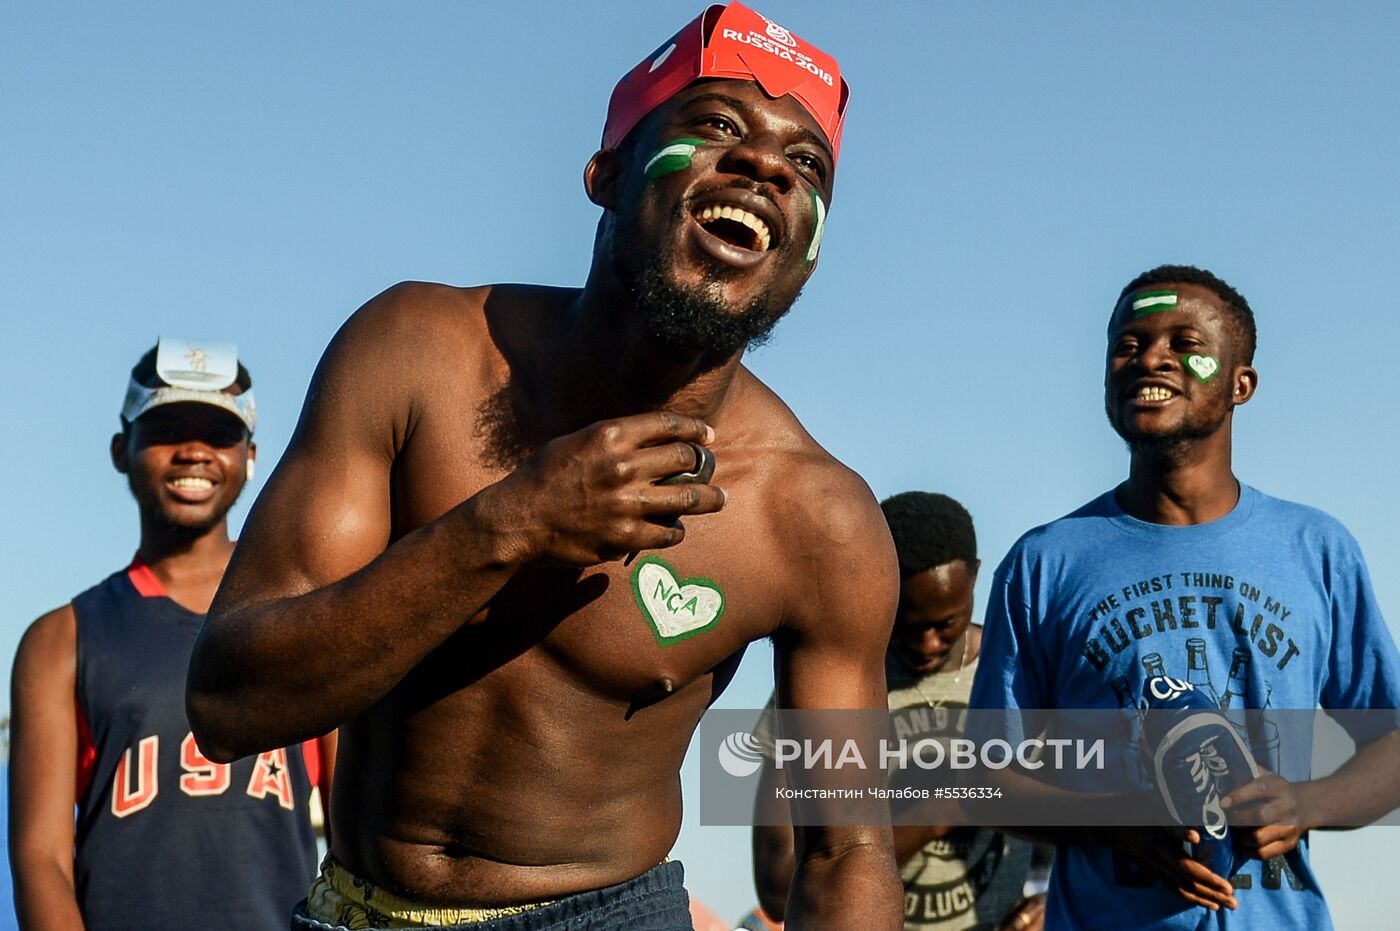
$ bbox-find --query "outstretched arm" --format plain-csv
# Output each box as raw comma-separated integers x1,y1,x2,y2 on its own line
9,606,88,931
772,471,903,930
187,285,725,760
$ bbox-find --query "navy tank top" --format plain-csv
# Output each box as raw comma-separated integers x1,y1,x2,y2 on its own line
72,564,318,930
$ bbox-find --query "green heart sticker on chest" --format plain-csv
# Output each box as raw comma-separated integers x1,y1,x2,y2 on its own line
630,555,725,647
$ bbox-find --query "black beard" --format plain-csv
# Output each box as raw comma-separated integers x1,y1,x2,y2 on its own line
608,202,798,357
1107,398,1226,465
1122,430,1212,465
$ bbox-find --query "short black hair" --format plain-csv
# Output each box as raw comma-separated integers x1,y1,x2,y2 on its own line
129,345,160,388
879,491,977,578
1115,264,1257,363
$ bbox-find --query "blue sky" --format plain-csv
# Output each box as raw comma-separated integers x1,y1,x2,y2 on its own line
3,1,1398,925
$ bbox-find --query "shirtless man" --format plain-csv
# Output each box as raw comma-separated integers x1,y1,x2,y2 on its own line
186,4,902,929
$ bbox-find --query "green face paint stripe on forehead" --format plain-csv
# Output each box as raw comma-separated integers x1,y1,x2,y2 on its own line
1130,289,1179,317
630,554,726,648
805,189,826,264
1185,353,1220,382
642,137,706,182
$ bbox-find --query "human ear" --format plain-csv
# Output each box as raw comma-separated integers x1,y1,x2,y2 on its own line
1232,365,1259,406
584,149,623,210
110,433,129,474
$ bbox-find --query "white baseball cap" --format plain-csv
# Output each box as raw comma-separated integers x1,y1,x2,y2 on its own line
120,336,256,433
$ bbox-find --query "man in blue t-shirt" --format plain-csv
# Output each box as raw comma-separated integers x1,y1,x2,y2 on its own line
969,265,1400,930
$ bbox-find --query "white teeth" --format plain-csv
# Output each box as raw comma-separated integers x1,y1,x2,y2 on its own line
1137,386,1174,402
695,204,772,251
171,477,213,489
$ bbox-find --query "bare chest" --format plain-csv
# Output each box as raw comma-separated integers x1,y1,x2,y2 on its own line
391,405,783,705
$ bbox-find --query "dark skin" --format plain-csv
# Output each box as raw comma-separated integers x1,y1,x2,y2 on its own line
186,80,901,928
995,894,1046,931
114,405,258,602
1105,283,1257,526
887,558,981,679
979,286,1257,911
9,404,335,931
755,559,1044,929
995,282,1400,912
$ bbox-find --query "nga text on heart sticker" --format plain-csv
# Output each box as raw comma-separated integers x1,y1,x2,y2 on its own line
630,555,725,647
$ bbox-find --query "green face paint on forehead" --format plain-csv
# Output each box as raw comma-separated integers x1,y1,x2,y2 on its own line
630,555,725,647
805,189,826,264
1124,289,1179,318
1185,353,1220,382
643,137,706,183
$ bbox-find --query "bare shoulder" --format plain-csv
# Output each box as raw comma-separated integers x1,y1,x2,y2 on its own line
733,375,897,711
335,281,575,353
784,451,889,561
731,371,897,604
326,281,497,371
12,604,76,681
295,282,574,456
319,281,575,402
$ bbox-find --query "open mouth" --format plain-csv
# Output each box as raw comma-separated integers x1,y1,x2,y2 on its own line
1136,386,1175,403
166,475,218,502
693,204,771,253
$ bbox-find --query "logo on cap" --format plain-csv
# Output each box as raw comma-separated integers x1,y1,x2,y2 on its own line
121,336,257,433
762,17,797,47
603,3,848,163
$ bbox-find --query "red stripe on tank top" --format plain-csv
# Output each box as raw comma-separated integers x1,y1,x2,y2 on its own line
127,555,166,597
76,698,97,801
301,739,321,790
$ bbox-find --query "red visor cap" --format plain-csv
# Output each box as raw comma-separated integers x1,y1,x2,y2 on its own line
603,2,848,165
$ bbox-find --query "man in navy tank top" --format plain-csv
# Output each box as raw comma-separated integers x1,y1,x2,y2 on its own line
8,338,334,930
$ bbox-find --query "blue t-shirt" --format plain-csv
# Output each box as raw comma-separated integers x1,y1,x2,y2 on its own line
969,484,1400,931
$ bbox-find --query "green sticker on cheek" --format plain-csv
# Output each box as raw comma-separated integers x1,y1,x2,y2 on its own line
630,555,725,647
805,189,826,264
643,137,706,182
1185,353,1220,382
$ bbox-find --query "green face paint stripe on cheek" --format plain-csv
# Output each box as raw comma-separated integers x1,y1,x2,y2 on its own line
1185,353,1220,382
642,137,706,182
805,189,826,264
630,555,726,648
1130,289,1178,317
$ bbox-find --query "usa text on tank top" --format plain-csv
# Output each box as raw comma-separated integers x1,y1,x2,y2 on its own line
72,564,318,930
